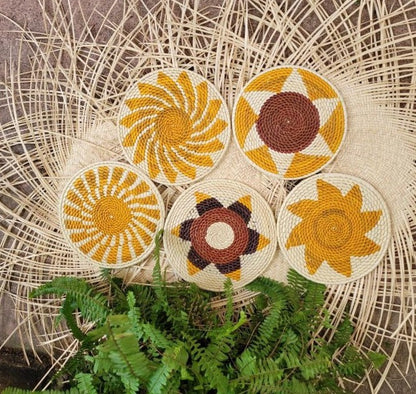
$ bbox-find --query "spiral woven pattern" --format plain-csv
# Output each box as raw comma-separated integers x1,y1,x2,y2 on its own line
164,179,277,291
277,174,390,284
233,66,346,179
118,68,230,185
60,162,164,268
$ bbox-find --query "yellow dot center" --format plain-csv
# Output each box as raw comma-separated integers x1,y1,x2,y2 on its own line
314,209,353,249
92,196,132,235
155,108,192,145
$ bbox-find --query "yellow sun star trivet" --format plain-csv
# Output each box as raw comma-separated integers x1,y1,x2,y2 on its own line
118,68,230,185
164,179,277,291
233,66,346,179
60,162,165,268
277,174,391,284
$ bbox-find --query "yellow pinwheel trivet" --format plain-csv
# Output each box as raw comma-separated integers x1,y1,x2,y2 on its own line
164,179,277,291
119,68,230,185
277,174,391,284
233,66,346,179
60,162,165,268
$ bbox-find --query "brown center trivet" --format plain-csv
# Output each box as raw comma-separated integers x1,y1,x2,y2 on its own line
233,66,346,179
164,179,277,291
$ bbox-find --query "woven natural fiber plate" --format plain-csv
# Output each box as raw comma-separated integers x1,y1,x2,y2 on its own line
164,179,277,291
118,68,230,185
59,162,165,268
277,173,391,284
233,66,346,179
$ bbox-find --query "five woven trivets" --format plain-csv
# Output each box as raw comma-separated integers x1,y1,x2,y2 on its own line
277,173,391,284
233,66,346,179
59,67,390,287
163,179,277,291
60,162,165,268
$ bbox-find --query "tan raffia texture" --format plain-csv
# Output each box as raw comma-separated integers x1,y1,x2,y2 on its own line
0,0,415,392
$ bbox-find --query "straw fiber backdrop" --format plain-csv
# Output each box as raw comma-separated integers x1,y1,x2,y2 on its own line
0,1,415,392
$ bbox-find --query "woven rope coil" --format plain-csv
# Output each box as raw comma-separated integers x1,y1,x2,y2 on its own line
233,66,346,179
277,173,391,285
59,162,165,268
164,179,277,291
118,68,230,186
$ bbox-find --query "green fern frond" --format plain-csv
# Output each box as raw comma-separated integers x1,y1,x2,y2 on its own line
367,351,387,369
99,330,152,392
246,276,287,302
197,350,231,394
235,352,284,393
147,342,189,393
247,299,285,357
100,270,128,312
147,364,172,394
338,346,367,378
331,317,354,349
299,354,331,380
303,280,326,317
30,277,109,325
59,296,86,341
75,373,97,393
287,269,310,293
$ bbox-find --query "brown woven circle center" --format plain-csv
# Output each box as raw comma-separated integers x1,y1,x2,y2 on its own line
190,208,249,264
91,196,132,235
313,209,353,249
256,92,320,153
155,108,192,144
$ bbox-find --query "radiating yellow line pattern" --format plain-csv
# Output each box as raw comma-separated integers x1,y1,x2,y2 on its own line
233,66,346,179
119,69,230,185
60,163,164,266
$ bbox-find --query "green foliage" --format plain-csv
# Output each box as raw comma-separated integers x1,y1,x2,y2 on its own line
2,390,79,394
8,236,385,393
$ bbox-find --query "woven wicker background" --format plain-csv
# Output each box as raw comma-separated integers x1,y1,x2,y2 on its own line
1,1,415,393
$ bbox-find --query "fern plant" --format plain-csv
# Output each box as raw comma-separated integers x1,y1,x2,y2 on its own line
4,234,385,394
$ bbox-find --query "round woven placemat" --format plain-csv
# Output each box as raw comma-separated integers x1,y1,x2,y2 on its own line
277,173,391,284
118,68,230,185
59,162,165,268
164,179,277,291
233,66,346,179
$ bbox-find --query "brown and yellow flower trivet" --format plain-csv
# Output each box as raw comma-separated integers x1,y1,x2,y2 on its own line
277,174,391,284
59,162,164,268
118,68,230,185
233,66,346,179
164,179,277,291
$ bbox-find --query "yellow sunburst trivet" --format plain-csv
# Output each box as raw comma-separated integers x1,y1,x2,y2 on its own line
164,179,277,291
118,68,230,185
60,162,165,268
277,174,391,284
233,66,346,179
